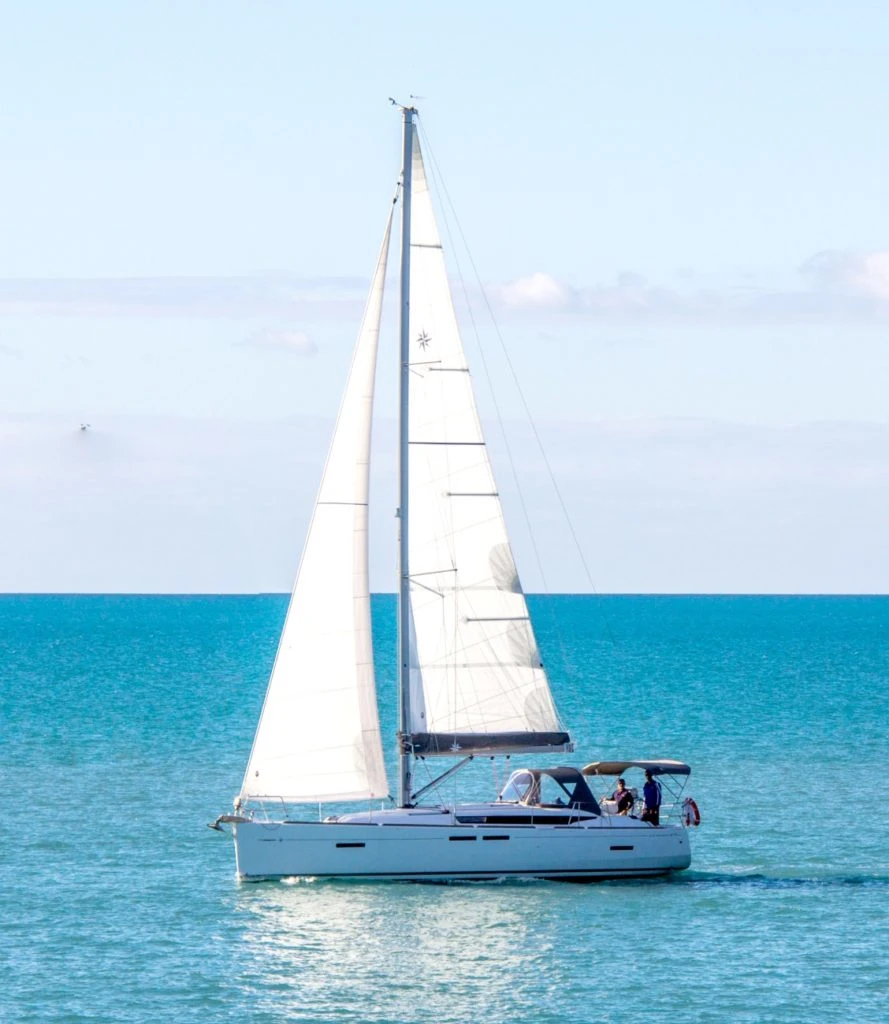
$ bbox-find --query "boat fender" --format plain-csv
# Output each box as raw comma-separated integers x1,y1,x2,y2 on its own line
682,798,701,827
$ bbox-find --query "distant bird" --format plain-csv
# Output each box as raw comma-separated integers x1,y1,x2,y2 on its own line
79,423,90,432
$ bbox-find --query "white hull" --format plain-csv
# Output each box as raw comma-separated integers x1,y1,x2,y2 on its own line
233,809,691,882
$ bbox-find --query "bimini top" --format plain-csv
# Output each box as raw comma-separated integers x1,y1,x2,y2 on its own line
581,759,691,777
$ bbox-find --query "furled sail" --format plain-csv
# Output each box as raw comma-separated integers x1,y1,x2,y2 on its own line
240,212,393,802
405,135,570,756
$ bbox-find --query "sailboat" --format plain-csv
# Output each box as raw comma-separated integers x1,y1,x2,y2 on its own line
216,106,697,881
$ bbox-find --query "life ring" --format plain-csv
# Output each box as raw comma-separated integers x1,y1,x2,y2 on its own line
682,797,701,827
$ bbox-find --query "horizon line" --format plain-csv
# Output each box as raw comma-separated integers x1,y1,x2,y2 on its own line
1,591,886,599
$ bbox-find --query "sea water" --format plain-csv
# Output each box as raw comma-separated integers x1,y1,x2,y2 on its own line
2,594,887,1024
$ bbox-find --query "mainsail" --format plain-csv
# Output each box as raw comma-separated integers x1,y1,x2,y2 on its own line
404,135,570,756
240,212,393,802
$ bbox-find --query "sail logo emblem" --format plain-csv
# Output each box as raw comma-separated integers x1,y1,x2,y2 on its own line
417,330,431,350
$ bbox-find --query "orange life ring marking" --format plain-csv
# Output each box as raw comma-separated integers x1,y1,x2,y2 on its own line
682,797,701,827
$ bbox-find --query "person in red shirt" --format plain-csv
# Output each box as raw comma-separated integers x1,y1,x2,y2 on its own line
611,777,634,815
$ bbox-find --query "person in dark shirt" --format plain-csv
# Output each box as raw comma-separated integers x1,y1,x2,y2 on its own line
611,777,634,815
641,769,662,825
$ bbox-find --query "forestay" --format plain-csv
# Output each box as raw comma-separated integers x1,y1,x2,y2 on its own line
240,213,392,803
405,135,569,756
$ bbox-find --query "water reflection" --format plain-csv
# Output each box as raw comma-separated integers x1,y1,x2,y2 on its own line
227,871,889,1024
232,881,586,1023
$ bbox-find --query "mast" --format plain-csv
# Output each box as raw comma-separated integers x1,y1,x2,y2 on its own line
397,104,416,807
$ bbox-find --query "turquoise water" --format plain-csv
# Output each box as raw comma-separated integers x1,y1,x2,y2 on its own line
2,594,888,1023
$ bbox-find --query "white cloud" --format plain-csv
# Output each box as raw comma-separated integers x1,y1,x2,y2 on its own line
853,252,889,300
493,250,889,325
801,250,889,301
238,328,317,356
498,272,575,310
2,251,888,328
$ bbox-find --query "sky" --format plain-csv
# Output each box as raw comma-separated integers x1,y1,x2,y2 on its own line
1,2,887,593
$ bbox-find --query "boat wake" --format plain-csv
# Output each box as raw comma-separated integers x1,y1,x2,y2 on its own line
670,870,889,890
